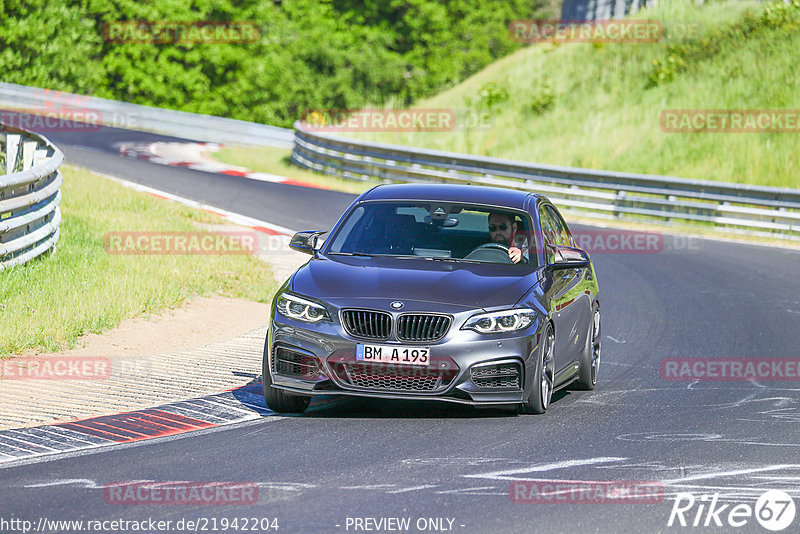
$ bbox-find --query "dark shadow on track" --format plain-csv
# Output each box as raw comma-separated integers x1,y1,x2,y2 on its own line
234,378,574,420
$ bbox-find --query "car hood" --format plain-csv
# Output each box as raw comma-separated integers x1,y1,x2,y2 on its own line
291,254,539,311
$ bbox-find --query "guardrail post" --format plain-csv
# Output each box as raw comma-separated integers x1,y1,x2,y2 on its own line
668,195,678,223
6,134,20,175
22,141,37,171
615,190,627,219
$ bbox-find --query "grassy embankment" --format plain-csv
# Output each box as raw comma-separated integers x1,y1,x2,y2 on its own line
216,0,800,191
349,0,800,189
0,166,277,356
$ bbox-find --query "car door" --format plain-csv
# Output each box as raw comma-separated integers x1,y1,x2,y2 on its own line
539,204,587,371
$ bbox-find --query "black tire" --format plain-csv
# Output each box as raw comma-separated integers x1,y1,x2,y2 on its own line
575,303,601,390
519,323,555,414
262,344,310,414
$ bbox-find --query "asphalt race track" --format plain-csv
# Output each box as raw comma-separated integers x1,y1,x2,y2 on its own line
40,124,356,232
2,125,800,533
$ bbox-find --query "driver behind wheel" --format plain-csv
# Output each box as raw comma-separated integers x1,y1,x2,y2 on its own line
488,212,526,264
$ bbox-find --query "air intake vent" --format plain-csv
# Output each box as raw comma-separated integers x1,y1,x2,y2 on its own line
341,310,392,340
470,362,521,389
397,314,451,342
272,347,319,377
332,363,457,393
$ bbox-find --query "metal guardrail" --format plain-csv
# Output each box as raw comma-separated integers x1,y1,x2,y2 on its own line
292,122,800,239
0,125,63,270
0,82,293,148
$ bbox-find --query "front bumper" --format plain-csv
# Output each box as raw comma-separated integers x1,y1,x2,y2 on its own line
266,307,543,406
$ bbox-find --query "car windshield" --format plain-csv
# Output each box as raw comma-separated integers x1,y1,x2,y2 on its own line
326,201,536,267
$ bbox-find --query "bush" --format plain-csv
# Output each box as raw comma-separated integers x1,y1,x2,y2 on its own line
647,0,800,87
528,78,555,116
478,82,510,112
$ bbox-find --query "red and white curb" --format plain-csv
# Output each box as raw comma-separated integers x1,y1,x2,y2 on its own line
0,382,275,467
119,141,327,189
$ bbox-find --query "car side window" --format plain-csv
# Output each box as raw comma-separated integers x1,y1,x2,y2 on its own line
545,205,573,247
538,205,560,247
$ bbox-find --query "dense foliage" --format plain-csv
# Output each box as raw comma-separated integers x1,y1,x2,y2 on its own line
0,0,559,126
648,0,800,86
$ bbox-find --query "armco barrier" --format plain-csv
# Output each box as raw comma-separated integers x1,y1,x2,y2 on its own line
0,125,63,269
0,82,293,148
291,122,800,240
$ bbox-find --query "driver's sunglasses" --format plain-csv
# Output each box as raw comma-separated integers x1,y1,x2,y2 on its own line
489,224,509,232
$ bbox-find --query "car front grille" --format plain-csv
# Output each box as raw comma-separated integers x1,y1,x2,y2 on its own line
341,310,392,340
273,346,318,377
470,362,522,389
397,314,451,342
333,362,457,393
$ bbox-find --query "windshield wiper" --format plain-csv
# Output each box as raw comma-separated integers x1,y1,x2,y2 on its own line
422,256,459,262
390,255,460,262
327,252,374,257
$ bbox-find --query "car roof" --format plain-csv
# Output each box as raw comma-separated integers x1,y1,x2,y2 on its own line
360,183,543,210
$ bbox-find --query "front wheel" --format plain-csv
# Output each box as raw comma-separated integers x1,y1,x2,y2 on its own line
262,344,310,414
575,304,601,390
519,323,555,414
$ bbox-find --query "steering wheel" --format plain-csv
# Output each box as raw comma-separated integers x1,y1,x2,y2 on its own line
464,243,513,264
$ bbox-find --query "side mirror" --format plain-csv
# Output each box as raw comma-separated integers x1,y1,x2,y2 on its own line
546,244,590,270
289,230,327,255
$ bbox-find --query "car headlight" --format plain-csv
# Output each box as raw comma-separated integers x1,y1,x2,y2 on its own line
276,292,331,323
462,308,537,334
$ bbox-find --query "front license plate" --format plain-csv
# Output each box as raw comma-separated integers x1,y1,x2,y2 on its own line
356,344,430,367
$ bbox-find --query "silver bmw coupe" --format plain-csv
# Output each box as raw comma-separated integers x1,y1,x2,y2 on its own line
263,184,601,414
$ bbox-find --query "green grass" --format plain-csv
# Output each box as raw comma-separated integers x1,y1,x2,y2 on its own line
213,146,379,195
0,165,277,356
338,0,800,189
